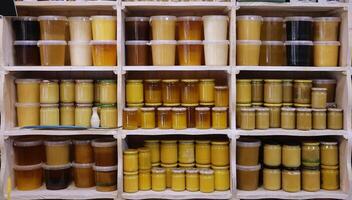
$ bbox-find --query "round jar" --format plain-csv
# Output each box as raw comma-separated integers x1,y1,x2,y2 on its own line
93,165,117,192
99,80,117,104
320,141,338,166
157,107,172,129
144,140,160,164
123,108,139,130
44,139,70,165
144,79,162,106
178,140,195,164
91,138,117,166
251,79,263,103
140,107,156,129
199,79,215,104
195,107,211,129
282,79,293,103
186,168,199,192
195,140,211,165
265,103,282,128
171,169,185,191
73,139,93,164
264,79,282,104
60,80,75,103
15,79,40,103
181,79,199,104
199,169,215,193
282,168,301,192
296,108,312,131
73,162,95,188
161,140,178,164
281,107,296,129
75,80,94,104
212,165,230,191
211,141,229,166
126,80,144,104
151,167,166,191
327,108,343,130
236,104,251,128
162,79,180,106
263,167,281,191
321,165,339,190
14,138,44,165
40,80,59,104
212,107,228,129
236,164,261,191
313,79,336,103
138,147,152,170
302,167,320,192
139,169,151,191
282,144,301,168
172,107,187,130
40,103,59,126
237,79,252,104
14,163,43,191
240,107,255,130
311,87,327,109
255,107,269,129
60,103,75,126
214,86,229,107
312,108,327,130
123,171,138,193
75,104,92,127
263,143,281,167
293,80,312,104
302,142,320,167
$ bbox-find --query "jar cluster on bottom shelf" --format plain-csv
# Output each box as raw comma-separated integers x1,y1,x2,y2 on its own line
13,137,117,192
15,79,117,128
236,138,340,192
237,79,343,130
123,139,230,193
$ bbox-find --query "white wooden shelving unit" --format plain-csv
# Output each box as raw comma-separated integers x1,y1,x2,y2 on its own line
0,0,351,200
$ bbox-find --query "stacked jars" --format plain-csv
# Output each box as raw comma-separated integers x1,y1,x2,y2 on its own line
123,139,230,193
15,78,117,129
123,79,229,130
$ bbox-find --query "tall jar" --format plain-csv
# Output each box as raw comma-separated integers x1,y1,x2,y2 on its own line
293,80,312,104
312,108,327,130
60,103,75,126
240,107,256,130
60,80,75,103
236,79,252,104
40,104,59,126
212,107,228,129
321,165,339,190
327,108,343,130
199,79,215,104
140,107,156,129
195,140,211,165
281,107,296,129
212,165,230,191
320,141,338,166
296,108,312,131
144,140,160,164
186,168,199,192
251,79,263,103
126,80,144,104
100,104,117,128
282,79,293,103
302,142,320,167
75,104,92,127
264,79,282,104
151,167,166,191
138,147,152,170
214,86,229,107
179,140,195,164
181,79,199,104
195,107,211,129
263,143,281,167
157,107,172,129
161,140,177,164
311,87,327,109
40,80,59,104
75,80,94,104
211,141,229,166
123,108,138,130
123,149,138,172
162,79,180,106
171,169,185,191
265,103,282,128
255,107,269,129
199,169,215,193
282,144,301,168
99,80,117,104
172,107,187,130
144,79,162,106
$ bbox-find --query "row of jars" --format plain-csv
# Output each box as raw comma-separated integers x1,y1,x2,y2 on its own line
236,79,336,105
123,106,228,130
126,79,228,106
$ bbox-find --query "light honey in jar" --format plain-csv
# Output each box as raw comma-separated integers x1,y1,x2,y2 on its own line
282,169,301,192
264,79,282,104
311,88,327,109
150,16,176,40
151,167,166,191
172,107,187,130
44,139,70,165
38,40,67,66
123,149,138,172
75,104,92,127
296,108,312,131
16,79,40,103
195,107,211,129
162,79,180,106
313,17,340,41
91,16,116,40
255,107,269,129
14,163,43,191
145,140,160,164
302,167,320,192
73,139,94,164
237,79,252,103
240,107,255,130
90,40,117,66
236,40,261,66
196,140,211,165
263,143,281,167
144,79,162,106
179,140,195,164
212,165,230,191
212,107,228,129
99,80,117,104
302,142,320,167
75,80,94,104
161,163,176,188
60,80,75,103
150,40,177,66
60,103,75,126
321,165,339,190
263,168,281,191
259,41,285,66
214,86,229,107
321,141,339,166
282,79,293,103
199,79,215,104
140,107,156,129
211,141,229,166
199,169,215,193
237,139,261,166
294,80,312,104
261,17,284,41
161,140,177,164
138,147,152,170
40,103,59,126
100,104,117,128
177,16,203,40
171,169,185,191
265,103,282,128
123,108,138,130
237,15,262,40
126,80,144,104
236,103,251,128
157,107,172,129
314,41,340,67
282,144,301,168
40,80,59,104
123,171,138,193
139,169,151,191
281,107,296,129
186,168,199,192
312,108,327,130
251,79,263,103
181,79,199,104
16,103,40,127
327,108,343,130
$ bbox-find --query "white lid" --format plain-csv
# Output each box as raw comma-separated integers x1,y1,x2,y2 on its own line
14,139,42,147
199,169,214,175
297,108,312,112
313,79,336,84
328,108,343,112
237,139,261,147
68,16,90,21
13,16,37,21
157,107,172,111
40,103,59,107
14,163,42,171
321,141,338,145
37,40,67,46
203,40,230,45
68,41,90,45
76,103,93,107
263,17,284,22
314,17,341,22
214,86,228,89
152,167,166,173
202,15,229,21
15,79,41,84
141,107,155,111
177,16,202,21
15,102,40,107
212,107,227,111
285,16,313,22
172,168,185,173
149,40,177,45
312,108,327,112
237,164,261,171
284,41,313,46
61,79,75,83
75,79,94,83
195,107,210,111
240,107,255,112
44,139,71,146
14,40,38,45
237,15,263,21
41,79,59,83
38,16,67,21
281,107,296,112
262,41,284,46
73,139,91,145
237,40,261,45
125,40,149,45
177,40,202,45
90,15,116,20
43,163,71,170
89,40,117,45
172,107,186,111
93,165,117,171
150,15,176,21
186,168,199,174
314,41,340,46
73,162,93,168
312,87,327,91
125,17,149,22
91,138,117,147
124,107,138,112
256,107,269,112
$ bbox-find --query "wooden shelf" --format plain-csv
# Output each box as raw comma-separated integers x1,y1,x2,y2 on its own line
235,66,348,73
3,128,118,137
121,128,232,138
122,66,231,72
15,1,117,11
236,129,348,138
121,190,232,200
2,66,118,72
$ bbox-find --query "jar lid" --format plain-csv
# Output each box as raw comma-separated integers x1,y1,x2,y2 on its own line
68,16,90,21
14,40,38,46
44,139,71,146
72,162,93,168
237,15,262,21
75,79,94,83
152,163,160,167
138,147,150,152
181,103,199,107
161,163,177,168
282,168,301,173
162,79,179,83
157,107,172,111
172,168,185,173
42,79,59,83
195,107,210,111
89,40,117,45
161,140,177,143
150,15,176,21
302,141,320,146
40,103,59,107
294,103,311,108
177,16,202,21
91,138,117,147
90,15,116,20
172,107,186,111
124,149,138,154
237,103,252,107
186,168,199,173
144,79,161,83
237,139,261,147
181,79,199,83
264,79,282,83
37,40,67,46
13,16,37,21
202,15,229,21
312,108,327,112
256,107,269,112
177,40,203,45
99,104,117,108
196,164,211,168
152,167,166,173
264,103,282,107
284,41,313,46
61,79,75,83
15,102,40,107
124,171,138,175
38,15,67,21
195,140,210,144
321,165,339,170
200,102,214,106
314,17,341,22
294,80,313,83
93,165,117,172
240,107,255,112
76,103,93,107
328,108,343,112
263,17,284,22
284,16,313,22
127,79,143,83
320,141,338,145
237,79,251,83
179,140,194,144
14,163,42,171
43,163,72,170
125,17,149,22
140,107,155,111
144,140,159,143
297,108,312,112
203,40,230,45
312,87,327,91
72,139,91,145
15,79,41,84
281,107,296,112
251,79,263,82
199,79,215,82
212,107,227,111
262,41,284,46
199,169,214,175
211,165,229,170
149,40,177,45
264,143,281,148
14,138,42,147
282,103,294,107
282,79,293,82
313,79,336,84
100,79,116,83
236,40,261,45
125,40,149,45
127,103,144,107
314,41,340,46
237,164,261,171
211,141,229,145
214,86,228,90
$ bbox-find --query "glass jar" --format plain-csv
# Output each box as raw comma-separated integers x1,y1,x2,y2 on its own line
99,80,117,104
185,105,196,128
282,144,301,168
123,171,138,193
313,79,336,103
296,108,312,131
126,80,144,104
265,103,281,128
15,79,40,103
212,165,230,191
100,104,117,128
156,107,172,129
162,79,180,106
60,80,75,103
282,79,293,103
161,163,177,188
211,141,229,166
199,169,215,193
237,139,261,166
144,140,160,164
264,79,282,104
282,168,301,192
199,79,215,104
123,108,138,130
161,140,177,164
123,149,138,172
178,140,195,164
60,103,75,126
236,104,251,128
75,80,94,104
75,104,92,127
321,165,339,190
302,167,320,192
186,168,199,192
94,80,100,103
321,141,338,166
40,104,59,126
263,168,281,191
311,88,327,109
14,163,43,190
151,167,166,191
181,79,199,104
139,169,151,191
293,80,312,104
73,163,95,188
302,142,320,167
138,147,152,170
73,139,93,164
214,86,229,107
327,108,343,130
312,109,327,130
171,169,185,191
14,138,44,165
212,107,228,129
255,107,269,129
237,79,252,104
251,79,263,103
40,80,59,104
144,79,162,106
140,107,156,129
263,143,281,167
172,107,187,130
281,107,296,129
92,138,117,166
195,107,211,129
236,164,260,191
240,107,255,130
195,140,211,165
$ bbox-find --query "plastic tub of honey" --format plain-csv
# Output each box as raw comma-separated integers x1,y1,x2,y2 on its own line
285,40,313,66
14,138,44,165
16,103,40,127
285,16,313,41
259,41,285,66
69,41,92,66
150,40,177,66
60,103,74,126
43,163,71,190
261,17,284,41
40,103,59,126
125,17,150,40
177,16,203,40
16,79,40,103
237,40,261,66
14,41,40,66
90,40,117,66
14,163,43,190
237,15,263,40
313,17,340,41
150,15,177,40
68,17,92,41
92,138,117,166
38,40,66,66
38,16,67,40
314,41,340,67
203,40,229,66
236,139,261,166
12,16,40,40
202,15,229,40
44,139,71,165
91,15,117,40
236,164,260,191
73,162,95,188
177,40,203,66
125,40,150,66
73,139,94,163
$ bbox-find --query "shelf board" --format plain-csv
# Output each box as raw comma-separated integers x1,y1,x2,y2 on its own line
122,1,232,11
236,129,348,138
237,188,348,199
8,185,117,200
4,128,118,137
122,190,232,200
235,66,348,73
123,65,231,72
237,2,348,11
2,66,118,72
15,1,116,11
121,128,232,138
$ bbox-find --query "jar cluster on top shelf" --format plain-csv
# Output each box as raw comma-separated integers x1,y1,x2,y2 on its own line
15,79,117,128
13,137,117,192
124,79,229,130
12,15,117,66
236,138,340,192
125,15,229,66
236,79,344,130
236,15,341,67
123,139,230,193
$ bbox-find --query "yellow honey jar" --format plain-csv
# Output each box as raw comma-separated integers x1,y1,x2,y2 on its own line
140,107,156,129
186,168,199,192
211,141,229,166
40,80,59,104
75,80,94,104
151,167,166,191
212,107,228,129
199,169,215,193
123,149,138,172
99,80,117,104
16,79,40,103
161,140,177,164
212,165,230,191
171,168,185,191
126,80,144,104
144,140,160,164
178,140,194,164
60,79,75,103
40,103,59,126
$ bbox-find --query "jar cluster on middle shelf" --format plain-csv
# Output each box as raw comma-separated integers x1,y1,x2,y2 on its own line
124,79,229,130
125,15,229,66
236,15,341,67
15,79,117,128
123,139,230,193
236,79,344,131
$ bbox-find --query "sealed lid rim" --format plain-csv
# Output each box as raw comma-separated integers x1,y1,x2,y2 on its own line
43,163,71,170
203,40,230,45
91,138,117,147
14,139,42,147
14,40,38,45
90,40,117,45
263,17,284,22
177,40,203,45
236,40,262,45
125,40,149,45
314,41,341,46
262,41,284,45
93,165,117,171
177,16,202,21
202,15,229,21
150,15,177,21
237,15,263,21
285,40,313,46
38,40,67,45
314,17,341,22
237,139,261,147
38,15,67,21
237,164,261,171
15,79,41,83
44,139,71,146
14,163,42,170
15,102,40,107
284,16,313,22
73,139,91,145
90,15,117,20
149,40,177,45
